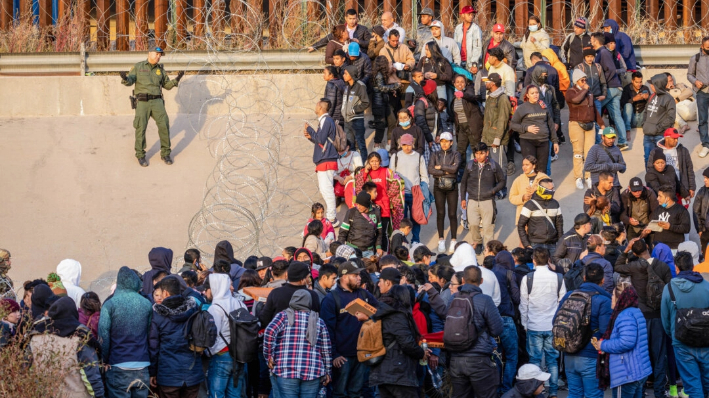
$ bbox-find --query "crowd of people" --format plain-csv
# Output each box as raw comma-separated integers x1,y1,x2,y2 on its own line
5,7,709,398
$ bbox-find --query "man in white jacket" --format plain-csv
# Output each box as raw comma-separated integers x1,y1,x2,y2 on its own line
454,6,483,70
206,273,248,397
56,259,86,308
519,246,566,398
449,242,501,306
430,21,461,65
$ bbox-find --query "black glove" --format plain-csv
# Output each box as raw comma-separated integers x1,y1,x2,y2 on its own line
119,71,128,81
176,71,185,82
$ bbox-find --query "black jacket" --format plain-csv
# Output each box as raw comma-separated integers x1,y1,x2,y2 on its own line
428,148,461,180
620,187,659,233
620,83,650,113
649,202,691,249
643,74,676,136
484,37,517,68
693,186,709,233
583,183,623,222
614,253,672,318
460,158,506,202
372,71,399,117
389,125,426,156
416,56,453,86
369,300,425,387
258,283,322,327
447,284,503,357
553,229,588,265
312,24,371,53
645,165,681,197
325,78,347,125
450,84,484,135
647,143,696,198
338,206,383,250
561,32,592,68
523,62,562,108
351,54,373,87
414,96,439,143
517,193,564,247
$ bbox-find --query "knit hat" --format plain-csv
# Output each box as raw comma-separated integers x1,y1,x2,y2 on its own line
379,267,402,283
0,298,19,314
400,133,415,145
582,47,596,57
574,17,587,29
572,69,587,85
356,191,372,208
287,261,311,282
373,25,386,38
652,151,666,163
703,167,709,179
603,32,616,44
422,79,437,95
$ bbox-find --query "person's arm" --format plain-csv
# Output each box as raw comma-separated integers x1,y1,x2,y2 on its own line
122,64,137,86
566,87,589,105
657,99,677,133
311,34,333,50
494,97,512,141
584,146,610,173
460,165,470,202
353,84,370,113
555,211,564,242
319,321,333,376
599,65,608,97
661,287,672,336
508,271,521,306
484,295,504,337
148,317,159,378
533,31,551,51
419,154,430,182
669,206,692,234
517,209,533,248
614,252,631,271
320,295,341,359
392,314,426,359
693,189,706,232
549,90,561,126
684,148,697,194
375,210,384,251
451,40,462,65
160,69,179,90
358,27,371,51
425,287,448,319
438,60,453,83
258,293,277,327
98,305,112,362
338,210,352,244
560,35,571,64
404,47,416,70
360,56,372,86
77,344,106,398
552,238,567,264
599,313,637,354
325,42,336,65
519,275,529,330
614,150,627,174
414,100,433,142
491,161,506,195
646,171,660,195
509,105,526,134
427,150,443,177
509,177,525,206
262,312,282,363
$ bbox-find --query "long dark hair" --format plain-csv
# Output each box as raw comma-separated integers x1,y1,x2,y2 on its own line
425,41,446,65
80,292,101,316
524,15,542,41
237,269,263,291
372,55,391,79
302,220,324,247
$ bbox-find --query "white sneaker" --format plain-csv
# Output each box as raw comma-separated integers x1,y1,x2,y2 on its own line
678,389,689,398
449,239,457,254
586,177,592,189
700,147,709,158
438,239,446,253
576,178,585,190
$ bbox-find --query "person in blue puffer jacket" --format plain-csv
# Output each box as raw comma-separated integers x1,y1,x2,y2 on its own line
593,286,652,398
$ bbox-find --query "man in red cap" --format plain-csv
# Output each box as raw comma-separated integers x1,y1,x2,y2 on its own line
454,6,483,71
646,128,696,203
482,23,517,69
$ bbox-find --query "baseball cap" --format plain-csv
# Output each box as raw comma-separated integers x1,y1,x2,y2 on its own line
379,267,402,283
440,132,453,141
419,7,435,16
486,73,502,87
348,42,360,57
356,191,372,208
287,261,310,282
517,364,551,381
338,261,360,278
492,23,505,33
602,127,617,138
629,177,644,192
664,127,683,138
460,5,476,14
400,133,415,145
430,20,443,29
376,148,390,167
256,257,273,271
151,46,164,53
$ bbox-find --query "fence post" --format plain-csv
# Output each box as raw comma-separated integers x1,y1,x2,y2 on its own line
135,0,149,50
176,0,187,46
607,0,621,24
665,0,678,30
116,0,129,51
0,0,11,30
514,0,527,38
96,0,109,50
155,0,168,49
496,0,509,26
552,0,564,43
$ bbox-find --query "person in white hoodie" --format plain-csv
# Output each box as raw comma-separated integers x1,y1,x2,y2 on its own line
205,273,247,397
56,259,86,308
519,246,566,398
449,242,501,306
430,20,461,65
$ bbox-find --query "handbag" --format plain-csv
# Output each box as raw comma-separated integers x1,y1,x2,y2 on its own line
434,151,456,191
386,47,411,81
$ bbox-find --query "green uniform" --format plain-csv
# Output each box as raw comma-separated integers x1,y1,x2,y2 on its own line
122,60,179,159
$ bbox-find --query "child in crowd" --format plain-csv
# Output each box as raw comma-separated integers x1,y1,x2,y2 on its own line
390,218,413,251
78,292,101,339
303,203,336,245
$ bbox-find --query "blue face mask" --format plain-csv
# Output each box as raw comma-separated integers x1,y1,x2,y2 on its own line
400,120,411,127
608,28,613,33
661,202,668,208
340,151,349,158
529,25,538,32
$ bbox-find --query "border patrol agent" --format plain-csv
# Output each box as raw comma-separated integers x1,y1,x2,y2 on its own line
119,47,184,167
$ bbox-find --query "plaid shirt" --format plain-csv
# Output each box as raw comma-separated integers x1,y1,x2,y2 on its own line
263,310,332,381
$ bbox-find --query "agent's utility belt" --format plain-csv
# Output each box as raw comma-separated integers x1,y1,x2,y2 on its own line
135,93,163,101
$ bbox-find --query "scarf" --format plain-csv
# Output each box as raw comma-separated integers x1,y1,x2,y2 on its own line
285,290,318,347
596,286,639,390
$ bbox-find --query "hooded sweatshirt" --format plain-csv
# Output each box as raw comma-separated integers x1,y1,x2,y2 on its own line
341,65,370,123
661,272,709,345
594,45,622,88
206,273,247,354
449,243,501,306
99,266,153,366
603,19,636,70
143,247,173,296
643,74,676,137
56,259,86,309
31,284,57,320
213,241,246,290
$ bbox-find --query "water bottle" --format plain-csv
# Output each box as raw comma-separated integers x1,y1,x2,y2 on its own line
428,365,442,390
419,339,428,366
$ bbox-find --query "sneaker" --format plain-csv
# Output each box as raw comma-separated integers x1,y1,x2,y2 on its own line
438,239,446,253
576,178,585,190
449,239,457,254
368,120,376,129
474,244,483,255
514,141,522,153
558,134,566,144
586,177,592,189
162,155,173,165
550,154,558,162
330,218,341,228
138,157,148,167
618,143,629,151
507,161,516,176
669,385,678,398
678,389,689,398
700,147,709,158
462,219,469,230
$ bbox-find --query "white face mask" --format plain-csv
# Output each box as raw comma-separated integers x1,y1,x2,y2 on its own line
529,25,538,32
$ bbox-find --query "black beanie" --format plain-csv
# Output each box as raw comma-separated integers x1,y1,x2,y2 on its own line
652,151,666,164
356,191,372,208
703,167,709,179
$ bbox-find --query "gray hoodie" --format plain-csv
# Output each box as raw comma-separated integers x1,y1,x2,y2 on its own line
643,74,676,137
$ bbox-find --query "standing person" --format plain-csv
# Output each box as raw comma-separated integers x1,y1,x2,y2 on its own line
369,284,428,397
56,259,86,308
615,238,673,398
509,156,550,225
390,133,429,244
579,235,615,294
591,33,628,150
380,12,406,44
367,26,386,61
519,247,566,398
338,191,384,257
428,132,461,253
556,263,612,398
520,16,550,69
347,42,372,87
693,167,709,250
483,23,517,69
341,65,370,160
645,152,681,197
148,277,203,397
621,72,651,133
602,19,637,72
460,142,506,255
331,50,351,78
119,47,184,166
314,264,338,303
304,100,341,228
561,17,592,69
303,203,336,246
584,127,626,188
661,252,709,398
542,48,570,98
452,74,484,175
482,73,513,168
517,178,563,251
487,49,517,97
308,9,371,54
335,141,363,198
583,171,623,223
389,109,425,155
644,186,692,251
263,290,332,397
321,262,378,398
567,69,605,190
576,47,607,125
552,214,591,266
324,66,346,127
371,55,401,150
430,20,461,65
324,25,350,65
687,37,709,158
258,262,322,327
78,292,101,339
454,5,483,69
414,79,440,154
643,74,677,164
416,41,454,101
621,177,660,241
447,266,504,398
647,128,696,203
414,7,434,60
99,267,153,398
510,85,559,174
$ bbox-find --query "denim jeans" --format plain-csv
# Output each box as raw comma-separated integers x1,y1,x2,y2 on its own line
612,378,647,398
499,316,519,395
526,330,559,396
565,355,603,398
622,103,645,131
532,243,558,255
697,90,709,148
345,118,367,160
601,87,628,145
643,135,663,166
270,375,321,398
672,343,709,398
403,193,421,243
594,99,603,144
646,318,668,398
106,367,150,398
332,355,366,398
208,354,246,398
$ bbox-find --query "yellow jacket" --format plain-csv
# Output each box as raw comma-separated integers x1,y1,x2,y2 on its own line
542,48,570,93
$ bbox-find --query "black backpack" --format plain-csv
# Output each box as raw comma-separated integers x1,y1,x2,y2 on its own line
527,270,564,297
552,290,598,353
216,305,261,385
645,259,666,311
563,260,586,292
668,283,709,347
184,308,218,354
443,291,479,351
